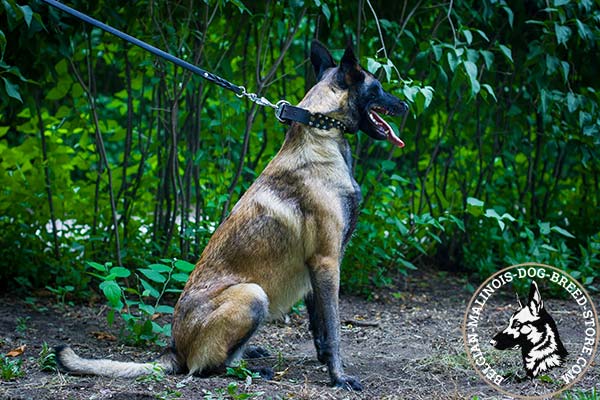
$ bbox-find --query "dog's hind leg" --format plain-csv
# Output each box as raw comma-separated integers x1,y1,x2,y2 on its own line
181,283,270,377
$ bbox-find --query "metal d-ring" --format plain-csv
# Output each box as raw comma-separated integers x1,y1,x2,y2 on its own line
275,100,291,122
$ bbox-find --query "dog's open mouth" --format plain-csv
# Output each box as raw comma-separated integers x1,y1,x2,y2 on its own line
368,106,405,148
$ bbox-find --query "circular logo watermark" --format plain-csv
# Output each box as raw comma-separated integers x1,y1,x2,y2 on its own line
462,263,599,399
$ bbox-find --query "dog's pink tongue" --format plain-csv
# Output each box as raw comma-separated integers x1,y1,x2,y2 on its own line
371,111,405,148
387,129,405,148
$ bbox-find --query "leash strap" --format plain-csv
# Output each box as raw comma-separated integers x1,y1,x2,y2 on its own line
42,0,348,132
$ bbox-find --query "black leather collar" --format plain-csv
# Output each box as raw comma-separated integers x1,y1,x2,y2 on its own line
277,103,347,131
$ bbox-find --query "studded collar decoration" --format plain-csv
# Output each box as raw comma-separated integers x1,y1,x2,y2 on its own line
276,103,348,132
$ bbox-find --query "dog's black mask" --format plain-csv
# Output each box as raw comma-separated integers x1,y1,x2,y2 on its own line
310,41,409,147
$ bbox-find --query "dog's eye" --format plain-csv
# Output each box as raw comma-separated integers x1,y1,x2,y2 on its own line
512,321,521,329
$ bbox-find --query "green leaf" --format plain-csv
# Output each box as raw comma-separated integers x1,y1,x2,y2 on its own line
480,50,494,69
466,197,484,217
484,209,505,231
419,86,434,108
366,58,381,75
155,305,174,314
503,6,514,28
475,29,490,42
566,92,577,112
171,273,189,283
20,5,32,27
99,280,122,308
431,44,442,61
2,77,22,102
86,261,107,272
140,278,160,298
462,29,473,45
463,61,480,96
139,268,166,283
320,3,331,21
174,260,196,272
467,197,484,207
138,303,155,315
402,85,419,102
110,266,131,278
229,0,250,14
2,0,23,30
148,263,172,273
539,222,551,235
546,54,560,75
553,0,570,6
551,226,576,238
560,61,569,83
499,44,513,63
576,19,591,40
554,23,572,47
481,84,497,102
447,51,460,72
46,79,72,101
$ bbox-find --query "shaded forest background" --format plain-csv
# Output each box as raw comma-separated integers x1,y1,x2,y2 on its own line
1,0,599,319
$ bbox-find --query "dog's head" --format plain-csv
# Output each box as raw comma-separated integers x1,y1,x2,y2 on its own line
489,281,545,350
306,41,409,147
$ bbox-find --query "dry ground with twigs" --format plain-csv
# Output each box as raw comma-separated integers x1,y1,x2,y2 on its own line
1,271,598,400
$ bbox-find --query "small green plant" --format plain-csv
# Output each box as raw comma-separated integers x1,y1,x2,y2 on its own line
226,360,260,381
87,259,194,346
135,363,166,383
0,356,25,381
37,342,57,372
15,316,30,333
45,284,75,305
24,297,48,312
156,388,182,400
203,382,263,400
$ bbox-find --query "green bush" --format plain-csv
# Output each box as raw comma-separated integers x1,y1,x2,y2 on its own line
0,0,598,304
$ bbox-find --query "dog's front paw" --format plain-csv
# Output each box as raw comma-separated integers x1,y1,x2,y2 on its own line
332,375,363,391
244,345,270,359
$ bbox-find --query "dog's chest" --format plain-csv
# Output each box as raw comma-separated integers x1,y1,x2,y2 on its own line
340,179,362,247
337,139,362,247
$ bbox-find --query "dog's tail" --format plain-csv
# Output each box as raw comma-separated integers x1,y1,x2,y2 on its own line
55,344,181,378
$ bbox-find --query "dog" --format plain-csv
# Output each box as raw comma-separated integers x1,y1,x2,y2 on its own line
55,40,409,391
490,280,568,377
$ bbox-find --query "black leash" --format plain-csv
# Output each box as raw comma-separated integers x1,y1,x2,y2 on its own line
42,0,347,132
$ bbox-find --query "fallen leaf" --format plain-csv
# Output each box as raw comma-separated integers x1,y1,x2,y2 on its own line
91,331,117,341
151,313,161,321
6,345,26,357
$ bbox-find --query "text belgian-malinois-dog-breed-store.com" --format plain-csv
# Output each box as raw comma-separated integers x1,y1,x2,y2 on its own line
56,41,409,391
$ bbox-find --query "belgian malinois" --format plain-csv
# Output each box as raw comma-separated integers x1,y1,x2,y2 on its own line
56,41,408,390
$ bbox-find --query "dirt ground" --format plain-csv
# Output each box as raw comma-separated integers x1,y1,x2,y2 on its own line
1,271,598,400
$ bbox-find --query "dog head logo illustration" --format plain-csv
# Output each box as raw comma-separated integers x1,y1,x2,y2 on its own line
490,280,568,378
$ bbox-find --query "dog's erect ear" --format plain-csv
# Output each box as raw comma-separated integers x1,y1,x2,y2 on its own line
527,281,543,316
338,44,364,87
310,40,335,81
